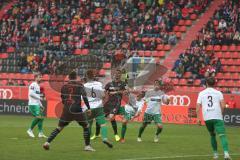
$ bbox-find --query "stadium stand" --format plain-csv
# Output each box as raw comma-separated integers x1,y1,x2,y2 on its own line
170,0,240,93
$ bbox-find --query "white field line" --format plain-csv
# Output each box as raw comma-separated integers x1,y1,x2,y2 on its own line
119,153,240,160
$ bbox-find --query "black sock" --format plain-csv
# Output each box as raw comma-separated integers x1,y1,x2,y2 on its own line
138,124,147,138
111,120,118,135
47,128,61,143
156,127,163,136
96,122,101,136
83,127,90,146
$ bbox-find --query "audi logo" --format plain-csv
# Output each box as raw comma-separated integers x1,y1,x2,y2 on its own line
167,95,191,107
0,89,13,99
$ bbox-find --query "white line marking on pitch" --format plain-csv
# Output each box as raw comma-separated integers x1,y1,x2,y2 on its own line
119,153,240,160
9,137,18,140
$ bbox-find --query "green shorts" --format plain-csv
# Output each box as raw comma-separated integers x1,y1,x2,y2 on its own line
143,113,162,124
205,119,226,135
116,106,125,115
88,107,106,125
123,111,135,121
29,105,44,117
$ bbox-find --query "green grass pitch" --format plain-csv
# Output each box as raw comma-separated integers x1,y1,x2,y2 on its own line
0,115,239,160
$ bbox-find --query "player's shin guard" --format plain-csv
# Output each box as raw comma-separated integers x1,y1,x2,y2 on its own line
88,120,93,136
219,134,229,152
96,122,101,136
121,124,127,139
38,118,44,132
210,134,218,152
83,128,90,146
101,126,108,140
30,118,40,130
156,127,162,136
111,120,118,135
47,128,61,143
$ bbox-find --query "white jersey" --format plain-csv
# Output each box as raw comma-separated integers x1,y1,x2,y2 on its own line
197,88,224,121
84,81,105,109
144,89,167,115
28,82,41,105
125,93,144,114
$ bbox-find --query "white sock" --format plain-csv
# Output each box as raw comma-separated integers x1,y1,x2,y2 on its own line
224,151,230,157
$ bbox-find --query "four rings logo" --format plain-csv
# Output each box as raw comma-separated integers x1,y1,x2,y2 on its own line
0,89,13,99
167,95,191,107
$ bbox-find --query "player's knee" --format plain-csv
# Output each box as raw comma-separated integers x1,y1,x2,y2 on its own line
100,123,106,127
157,124,163,129
57,126,63,131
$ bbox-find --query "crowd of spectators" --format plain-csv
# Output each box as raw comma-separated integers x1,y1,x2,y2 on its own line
0,0,210,74
173,0,240,85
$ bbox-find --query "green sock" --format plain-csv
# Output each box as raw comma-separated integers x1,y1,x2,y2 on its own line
156,127,162,136
30,118,40,130
219,135,229,152
138,124,146,138
101,125,108,140
37,119,44,133
210,135,218,152
121,124,127,139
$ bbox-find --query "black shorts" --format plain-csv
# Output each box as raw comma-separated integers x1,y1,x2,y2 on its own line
104,103,121,117
59,105,88,128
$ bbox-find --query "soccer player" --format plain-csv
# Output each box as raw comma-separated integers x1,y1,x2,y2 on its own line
196,77,231,160
137,80,170,142
91,69,128,142
27,73,47,138
43,71,95,151
120,91,145,143
84,69,113,148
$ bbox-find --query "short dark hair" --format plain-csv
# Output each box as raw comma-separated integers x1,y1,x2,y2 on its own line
34,73,41,79
69,70,77,80
206,77,215,87
85,69,95,80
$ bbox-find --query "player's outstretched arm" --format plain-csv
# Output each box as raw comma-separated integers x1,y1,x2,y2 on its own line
220,99,226,113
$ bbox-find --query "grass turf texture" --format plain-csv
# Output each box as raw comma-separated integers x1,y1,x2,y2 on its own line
0,115,239,160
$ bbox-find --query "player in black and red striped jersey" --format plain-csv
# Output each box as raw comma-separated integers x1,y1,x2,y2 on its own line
43,71,95,152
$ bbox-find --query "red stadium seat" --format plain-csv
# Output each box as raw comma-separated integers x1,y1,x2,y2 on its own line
178,20,185,26
0,53,8,59
144,51,152,57
213,20,218,26
7,47,15,53
183,72,191,78
190,14,197,20
163,44,171,51
179,79,187,85
99,69,106,77
173,26,180,32
74,49,81,55
42,74,49,81
223,52,231,59
229,45,236,52
81,49,89,55
103,63,111,69
215,52,223,58
213,45,221,51
53,36,60,42
224,73,231,79
221,45,228,52
215,73,224,79
232,73,239,80
169,71,176,78
185,20,192,26
156,44,164,51
228,66,237,72
172,78,179,85
176,32,182,39
138,51,144,57
193,79,201,86
232,52,239,58
237,45,240,51
206,45,213,51
180,26,187,32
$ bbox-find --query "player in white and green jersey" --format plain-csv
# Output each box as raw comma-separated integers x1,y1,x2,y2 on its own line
27,73,47,138
120,91,145,143
84,70,113,148
196,77,231,160
137,80,170,143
